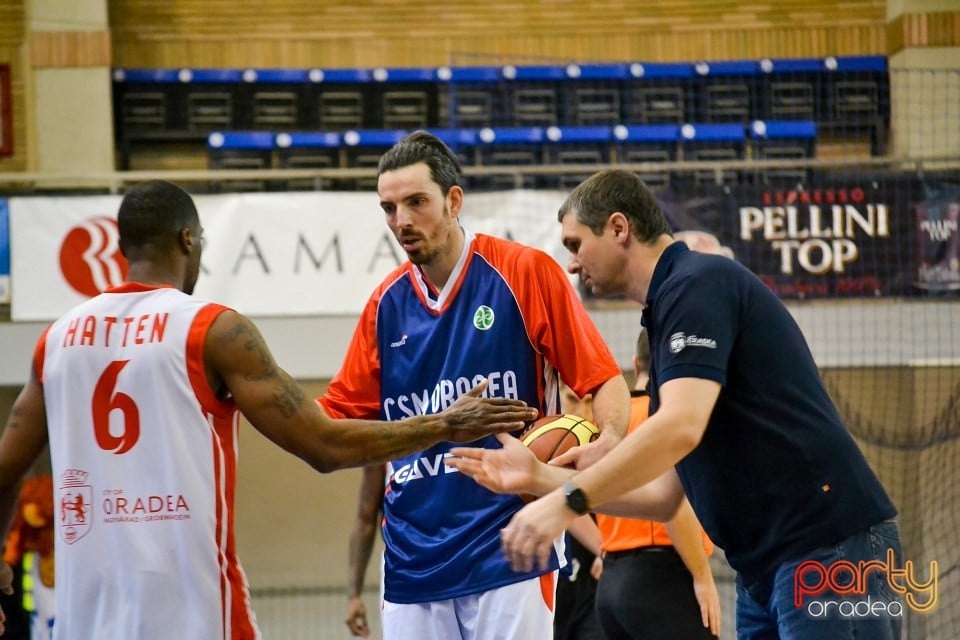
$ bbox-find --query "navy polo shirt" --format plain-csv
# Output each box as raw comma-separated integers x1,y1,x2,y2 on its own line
643,242,896,585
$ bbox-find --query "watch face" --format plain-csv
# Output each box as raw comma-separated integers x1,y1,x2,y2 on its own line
564,482,589,515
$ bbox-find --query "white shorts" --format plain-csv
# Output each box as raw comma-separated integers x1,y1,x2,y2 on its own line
381,572,556,640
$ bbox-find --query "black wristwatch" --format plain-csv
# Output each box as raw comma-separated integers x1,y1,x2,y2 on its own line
562,480,590,515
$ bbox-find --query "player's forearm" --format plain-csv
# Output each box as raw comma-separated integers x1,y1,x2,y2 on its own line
572,415,695,511
593,478,683,522
589,375,630,441
664,498,713,580
531,460,576,496
347,525,377,598
305,414,448,472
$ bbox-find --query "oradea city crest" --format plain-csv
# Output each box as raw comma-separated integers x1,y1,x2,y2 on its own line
59,469,93,544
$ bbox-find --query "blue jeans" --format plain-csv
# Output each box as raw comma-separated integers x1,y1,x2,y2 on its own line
735,520,904,640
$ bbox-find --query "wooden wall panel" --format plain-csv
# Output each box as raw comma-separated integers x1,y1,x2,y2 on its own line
31,30,111,68
0,0,27,173
109,0,888,69
888,11,960,54
0,2,24,46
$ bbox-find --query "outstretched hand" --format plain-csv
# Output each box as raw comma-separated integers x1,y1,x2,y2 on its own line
448,433,542,495
451,434,579,572
442,380,538,443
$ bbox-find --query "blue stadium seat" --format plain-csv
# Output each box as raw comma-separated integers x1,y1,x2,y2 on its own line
678,123,746,185
749,120,817,185
207,131,276,192
824,56,889,155
275,131,342,190
436,66,506,127
343,129,408,190
624,62,693,124
111,55,892,172
559,63,627,126
505,65,565,127
235,69,308,130
758,57,824,122
692,59,760,123
369,67,438,130
427,128,479,169
477,126,545,189
542,125,613,189
612,124,680,190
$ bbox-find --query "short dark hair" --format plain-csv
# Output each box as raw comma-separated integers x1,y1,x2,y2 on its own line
377,130,462,195
117,180,199,257
558,169,672,242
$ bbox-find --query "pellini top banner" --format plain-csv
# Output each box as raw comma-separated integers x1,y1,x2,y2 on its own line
8,190,570,321
655,178,958,299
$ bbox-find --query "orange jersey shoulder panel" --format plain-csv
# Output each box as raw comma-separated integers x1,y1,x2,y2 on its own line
472,234,620,397
320,266,409,419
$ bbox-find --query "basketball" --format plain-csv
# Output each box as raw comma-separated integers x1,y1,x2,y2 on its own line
520,414,600,466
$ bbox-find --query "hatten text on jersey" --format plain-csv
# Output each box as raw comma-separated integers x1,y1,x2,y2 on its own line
61,313,169,348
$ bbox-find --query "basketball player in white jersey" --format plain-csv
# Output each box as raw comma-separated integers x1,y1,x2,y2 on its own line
0,180,537,639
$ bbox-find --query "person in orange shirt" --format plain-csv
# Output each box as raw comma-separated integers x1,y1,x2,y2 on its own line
567,330,720,640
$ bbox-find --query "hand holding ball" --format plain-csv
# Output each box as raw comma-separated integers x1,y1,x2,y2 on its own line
516,414,598,502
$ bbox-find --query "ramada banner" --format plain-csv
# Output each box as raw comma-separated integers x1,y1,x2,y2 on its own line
8,190,569,321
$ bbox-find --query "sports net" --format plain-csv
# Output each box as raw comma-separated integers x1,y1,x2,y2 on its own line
435,61,960,640
241,67,958,638
117,57,959,639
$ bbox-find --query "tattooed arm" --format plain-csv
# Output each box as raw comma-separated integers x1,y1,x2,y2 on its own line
204,311,536,472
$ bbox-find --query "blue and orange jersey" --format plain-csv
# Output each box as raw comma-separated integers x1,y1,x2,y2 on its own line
321,230,621,603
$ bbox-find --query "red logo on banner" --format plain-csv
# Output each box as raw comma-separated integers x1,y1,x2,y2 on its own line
59,217,128,297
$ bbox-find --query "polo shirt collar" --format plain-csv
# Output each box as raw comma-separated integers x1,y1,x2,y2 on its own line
646,240,689,306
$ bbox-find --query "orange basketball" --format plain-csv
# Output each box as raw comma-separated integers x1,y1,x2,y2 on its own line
520,414,600,466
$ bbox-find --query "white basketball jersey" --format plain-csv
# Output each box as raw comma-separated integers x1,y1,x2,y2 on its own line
38,283,260,640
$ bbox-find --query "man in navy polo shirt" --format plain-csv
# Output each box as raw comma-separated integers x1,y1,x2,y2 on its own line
449,169,902,640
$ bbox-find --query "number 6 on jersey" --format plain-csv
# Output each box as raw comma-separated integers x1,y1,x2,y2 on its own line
92,360,141,454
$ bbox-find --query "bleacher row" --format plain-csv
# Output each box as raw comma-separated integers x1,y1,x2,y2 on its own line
113,55,889,187
206,121,818,191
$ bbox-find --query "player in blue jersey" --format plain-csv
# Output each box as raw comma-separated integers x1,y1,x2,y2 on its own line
320,132,630,640
450,169,903,640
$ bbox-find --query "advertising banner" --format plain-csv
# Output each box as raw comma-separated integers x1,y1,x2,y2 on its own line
10,179,948,321
657,179,926,299
9,190,568,321
912,182,960,293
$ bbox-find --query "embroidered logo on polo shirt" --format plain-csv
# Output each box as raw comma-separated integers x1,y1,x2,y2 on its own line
669,332,718,354
473,305,495,330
